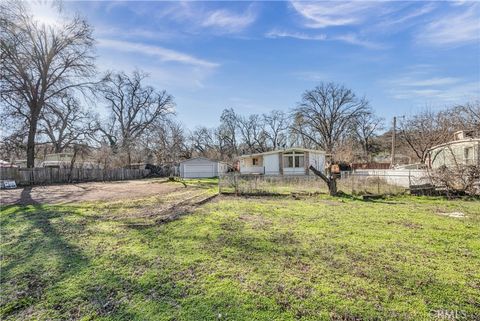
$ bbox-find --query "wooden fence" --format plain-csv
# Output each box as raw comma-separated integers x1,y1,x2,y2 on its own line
0,167,150,186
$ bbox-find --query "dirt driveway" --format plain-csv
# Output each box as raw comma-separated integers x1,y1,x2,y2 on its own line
0,179,183,206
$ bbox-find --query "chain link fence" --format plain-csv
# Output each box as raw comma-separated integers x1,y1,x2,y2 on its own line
219,174,328,195
219,170,431,196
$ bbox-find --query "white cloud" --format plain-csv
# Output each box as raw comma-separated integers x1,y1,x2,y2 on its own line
265,30,326,40
288,1,479,49
95,26,177,41
386,71,479,103
416,3,480,46
376,3,436,29
95,53,215,90
265,29,383,49
290,1,382,28
150,2,257,35
331,34,385,50
391,83,479,102
395,77,461,87
97,39,219,68
202,6,257,33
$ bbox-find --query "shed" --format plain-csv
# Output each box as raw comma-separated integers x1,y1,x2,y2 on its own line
179,157,228,178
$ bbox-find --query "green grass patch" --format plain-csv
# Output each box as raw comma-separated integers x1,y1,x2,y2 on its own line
1,195,479,320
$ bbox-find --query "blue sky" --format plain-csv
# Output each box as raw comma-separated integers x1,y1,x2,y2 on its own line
31,1,479,128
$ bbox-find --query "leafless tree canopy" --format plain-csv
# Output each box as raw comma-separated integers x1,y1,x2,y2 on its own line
237,114,268,154
458,101,480,132
353,111,384,161
293,82,370,156
218,108,239,158
189,108,293,161
150,120,190,164
0,1,95,167
96,71,174,164
400,109,457,163
263,110,288,150
38,95,93,153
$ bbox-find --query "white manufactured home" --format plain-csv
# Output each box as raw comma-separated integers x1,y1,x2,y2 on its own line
427,131,480,169
238,148,326,175
179,157,228,178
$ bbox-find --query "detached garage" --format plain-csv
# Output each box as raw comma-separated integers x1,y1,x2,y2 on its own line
179,157,228,178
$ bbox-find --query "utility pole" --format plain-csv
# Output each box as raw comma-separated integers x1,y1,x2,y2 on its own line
390,116,396,168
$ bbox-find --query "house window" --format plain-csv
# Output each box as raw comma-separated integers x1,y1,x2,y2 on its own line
464,147,473,165
252,158,259,166
285,155,294,167
295,155,305,168
284,152,305,168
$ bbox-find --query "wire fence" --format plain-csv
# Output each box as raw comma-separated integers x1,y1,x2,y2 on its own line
219,170,431,196
340,173,409,195
219,174,328,195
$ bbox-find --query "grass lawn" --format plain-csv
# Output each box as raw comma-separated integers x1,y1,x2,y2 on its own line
1,187,479,320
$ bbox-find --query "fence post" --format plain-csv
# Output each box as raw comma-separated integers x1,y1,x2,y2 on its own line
234,174,238,196
352,172,355,195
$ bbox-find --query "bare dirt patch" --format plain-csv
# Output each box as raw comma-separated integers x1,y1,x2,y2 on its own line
437,211,467,218
0,179,182,206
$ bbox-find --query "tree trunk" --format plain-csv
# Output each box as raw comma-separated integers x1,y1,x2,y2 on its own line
309,165,337,196
68,146,78,183
54,142,62,153
26,112,39,168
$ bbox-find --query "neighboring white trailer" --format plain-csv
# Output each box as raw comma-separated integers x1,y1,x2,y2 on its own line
179,157,228,178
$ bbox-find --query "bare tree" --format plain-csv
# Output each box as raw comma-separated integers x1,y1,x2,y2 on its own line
400,109,454,163
237,114,268,153
263,110,288,150
152,120,189,164
459,101,480,132
288,114,317,149
217,108,239,158
353,111,384,161
0,2,95,167
293,82,370,157
98,71,174,165
190,127,214,156
38,94,93,153
0,131,26,162
428,145,480,196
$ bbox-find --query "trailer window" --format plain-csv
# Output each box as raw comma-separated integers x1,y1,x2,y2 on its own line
464,147,473,164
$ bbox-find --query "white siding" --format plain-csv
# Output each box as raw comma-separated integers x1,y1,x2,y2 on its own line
355,169,429,187
263,154,280,175
283,168,306,175
218,163,228,175
240,166,264,174
180,158,219,178
430,141,480,169
308,152,325,173
239,157,264,174
239,149,325,176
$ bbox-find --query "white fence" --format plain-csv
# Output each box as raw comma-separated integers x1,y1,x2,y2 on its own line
352,169,431,188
